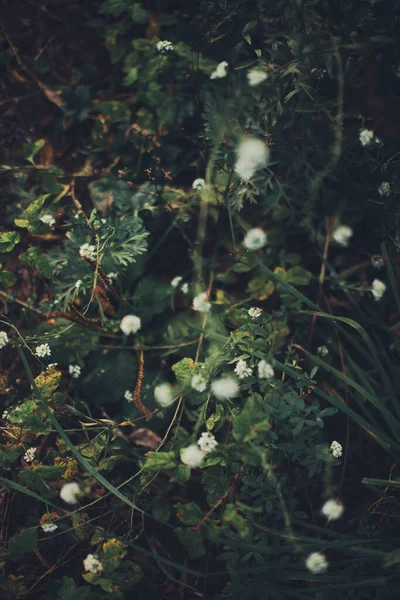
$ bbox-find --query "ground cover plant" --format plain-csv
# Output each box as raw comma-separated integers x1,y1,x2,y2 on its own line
1,0,400,598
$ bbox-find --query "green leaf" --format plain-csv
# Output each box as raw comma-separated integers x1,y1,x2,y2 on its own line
23,139,45,164
131,3,147,23
206,405,224,431
172,357,196,386
175,502,203,526
57,577,92,600
0,263,16,288
0,232,20,253
175,527,205,559
143,451,177,472
19,248,53,278
223,503,250,538
8,528,38,558
171,464,191,482
96,101,130,123
286,266,312,286
0,445,20,468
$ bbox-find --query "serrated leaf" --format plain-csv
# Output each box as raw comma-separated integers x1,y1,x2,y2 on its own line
172,357,196,386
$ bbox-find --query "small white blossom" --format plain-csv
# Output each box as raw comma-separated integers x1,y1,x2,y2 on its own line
171,276,183,288
120,314,141,335
154,383,174,407
234,138,269,181
47,363,58,370
258,359,274,379
197,431,218,453
248,307,262,319
317,345,329,357
359,128,374,146
191,374,207,392
69,364,81,379
24,447,37,463
192,178,206,191
40,214,55,227
79,243,97,260
157,40,173,53
124,390,134,402
243,227,267,250
180,444,204,468
210,61,228,79
330,440,343,458
181,282,189,294
2,410,9,420
75,279,82,288
332,225,353,247
375,137,383,145
371,279,386,301
378,181,391,197
211,377,239,400
305,552,328,574
192,292,211,313
35,343,51,358
83,554,104,574
41,522,58,533
247,70,268,86
0,331,9,348
60,482,81,504
234,359,253,380
107,272,117,281
321,499,344,521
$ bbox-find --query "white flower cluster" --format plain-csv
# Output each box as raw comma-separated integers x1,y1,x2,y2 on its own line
83,554,104,574
378,181,391,197
24,447,37,463
243,227,267,250
330,440,343,458
191,374,207,392
35,343,51,358
171,276,189,294
248,307,262,319
321,498,344,521
41,522,58,533
79,243,97,260
359,128,374,146
332,225,353,247
306,552,328,574
69,364,81,378
371,279,386,301
60,482,81,504
124,390,134,402
197,431,218,453
317,345,329,357
2,410,9,420
154,383,174,407
247,70,268,86
234,138,269,181
40,214,55,226
180,444,205,468
120,314,141,335
210,61,228,79
47,362,58,370
0,331,9,348
192,292,211,313
211,377,239,400
258,359,274,379
192,178,206,191
107,272,117,281
234,359,253,380
157,40,173,53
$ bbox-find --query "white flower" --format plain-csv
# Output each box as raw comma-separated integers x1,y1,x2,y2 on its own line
60,482,81,504
332,225,353,247
192,178,206,191
69,364,81,379
191,374,207,392
197,432,218,453
107,272,118,281
124,390,134,402
47,363,58,370
248,307,262,319
171,276,183,288
83,554,104,574
120,314,141,335
192,292,211,313
35,343,51,358
305,552,328,574
24,447,36,463
211,377,239,400
0,331,9,348
330,440,343,458
243,227,267,250
371,278,386,301
258,359,274,379
247,70,268,86
75,279,82,288
378,181,391,197
41,522,58,533
154,383,174,407
180,444,204,468
317,345,329,357
234,138,269,181
181,282,189,294
79,243,97,260
210,61,228,79
2,410,9,420
234,359,253,380
157,40,173,53
359,128,374,146
321,499,344,521
40,214,55,227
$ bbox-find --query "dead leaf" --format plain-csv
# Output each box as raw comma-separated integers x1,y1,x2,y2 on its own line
130,428,161,449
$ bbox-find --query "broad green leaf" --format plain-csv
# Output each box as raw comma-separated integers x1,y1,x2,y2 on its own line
57,577,92,600
286,266,312,286
131,3,147,23
0,264,16,288
0,232,20,253
175,502,203,526
172,357,196,386
23,139,45,164
175,527,205,559
143,451,177,472
8,528,38,558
